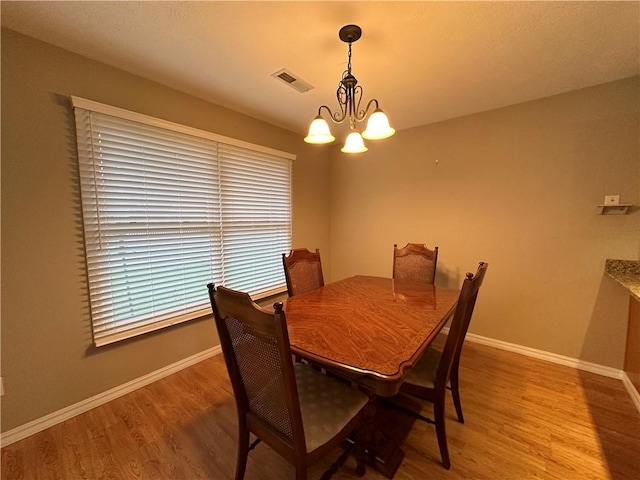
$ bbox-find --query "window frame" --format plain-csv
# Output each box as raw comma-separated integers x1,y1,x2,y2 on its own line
72,96,294,346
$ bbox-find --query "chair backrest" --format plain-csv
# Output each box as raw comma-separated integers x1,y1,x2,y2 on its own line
393,243,439,284
435,262,488,388
207,283,306,454
282,248,325,296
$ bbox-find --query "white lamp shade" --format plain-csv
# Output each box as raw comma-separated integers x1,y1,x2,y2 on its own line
304,116,335,144
362,109,396,140
341,130,368,153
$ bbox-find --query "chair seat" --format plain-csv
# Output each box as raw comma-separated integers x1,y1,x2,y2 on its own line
404,346,441,389
295,364,369,453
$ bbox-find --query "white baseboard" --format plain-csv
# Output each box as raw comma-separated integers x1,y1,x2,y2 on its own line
0,346,221,448
441,328,639,413
621,372,640,413
442,327,640,412
462,331,624,379
3,332,640,448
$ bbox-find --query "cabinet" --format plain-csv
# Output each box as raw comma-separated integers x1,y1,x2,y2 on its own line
626,297,640,392
604,259,640,392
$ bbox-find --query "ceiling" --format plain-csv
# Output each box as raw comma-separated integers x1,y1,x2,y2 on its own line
2,1,638,138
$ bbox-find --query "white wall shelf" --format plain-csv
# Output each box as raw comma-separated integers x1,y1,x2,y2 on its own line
597,204,632,215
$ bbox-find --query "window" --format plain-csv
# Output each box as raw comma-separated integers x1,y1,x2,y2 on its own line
72,97,294,346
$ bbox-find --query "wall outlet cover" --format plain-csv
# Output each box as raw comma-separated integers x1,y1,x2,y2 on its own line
604,195,620,205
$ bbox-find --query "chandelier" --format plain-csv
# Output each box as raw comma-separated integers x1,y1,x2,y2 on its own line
304,24,395,153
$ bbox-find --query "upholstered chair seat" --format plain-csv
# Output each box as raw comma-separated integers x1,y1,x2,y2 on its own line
294,364,368,453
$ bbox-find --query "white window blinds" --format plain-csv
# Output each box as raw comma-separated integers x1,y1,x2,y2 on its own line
72,97,293,346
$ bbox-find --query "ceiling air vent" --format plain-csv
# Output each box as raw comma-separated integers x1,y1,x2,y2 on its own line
271,68,314,93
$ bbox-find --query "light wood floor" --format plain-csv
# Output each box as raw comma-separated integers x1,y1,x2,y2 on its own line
2,339,639,479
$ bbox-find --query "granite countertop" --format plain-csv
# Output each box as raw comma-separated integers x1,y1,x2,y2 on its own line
605,259,640,301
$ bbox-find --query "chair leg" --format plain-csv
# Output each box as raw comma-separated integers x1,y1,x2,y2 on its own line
235,426,249,480
321,441,358,480
450,368,464,424
434,396,451,470
295,466,307,480
354,427,367,477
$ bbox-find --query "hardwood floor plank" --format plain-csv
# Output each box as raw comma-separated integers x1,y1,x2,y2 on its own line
2,340,639,479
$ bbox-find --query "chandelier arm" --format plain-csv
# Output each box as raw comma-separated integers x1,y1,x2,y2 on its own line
336,82,350,122
319,83,349,124
318,104,347,124
355,98,380,122
351,85,365,122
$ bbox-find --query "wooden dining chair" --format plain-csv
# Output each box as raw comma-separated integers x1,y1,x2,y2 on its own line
207,283,368,480
282,248,325,297
394,261,488,469
392,243,439,284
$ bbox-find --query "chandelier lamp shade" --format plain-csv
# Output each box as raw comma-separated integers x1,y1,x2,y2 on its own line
304,24,395,153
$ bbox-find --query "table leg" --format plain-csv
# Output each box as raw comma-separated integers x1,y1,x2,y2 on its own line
362,391,405,479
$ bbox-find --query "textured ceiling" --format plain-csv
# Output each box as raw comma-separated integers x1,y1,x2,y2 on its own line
2,1,638,138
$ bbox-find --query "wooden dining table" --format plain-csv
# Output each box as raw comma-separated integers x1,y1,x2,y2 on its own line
283,275,460,478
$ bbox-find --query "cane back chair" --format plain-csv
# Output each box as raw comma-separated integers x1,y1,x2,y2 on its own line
282,248,325,297
207,283,368,479
396,262,488,469
392,243,439,284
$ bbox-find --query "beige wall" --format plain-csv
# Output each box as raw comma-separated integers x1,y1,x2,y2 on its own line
329,77,640,367
0,29,331,432
2,27,638,435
